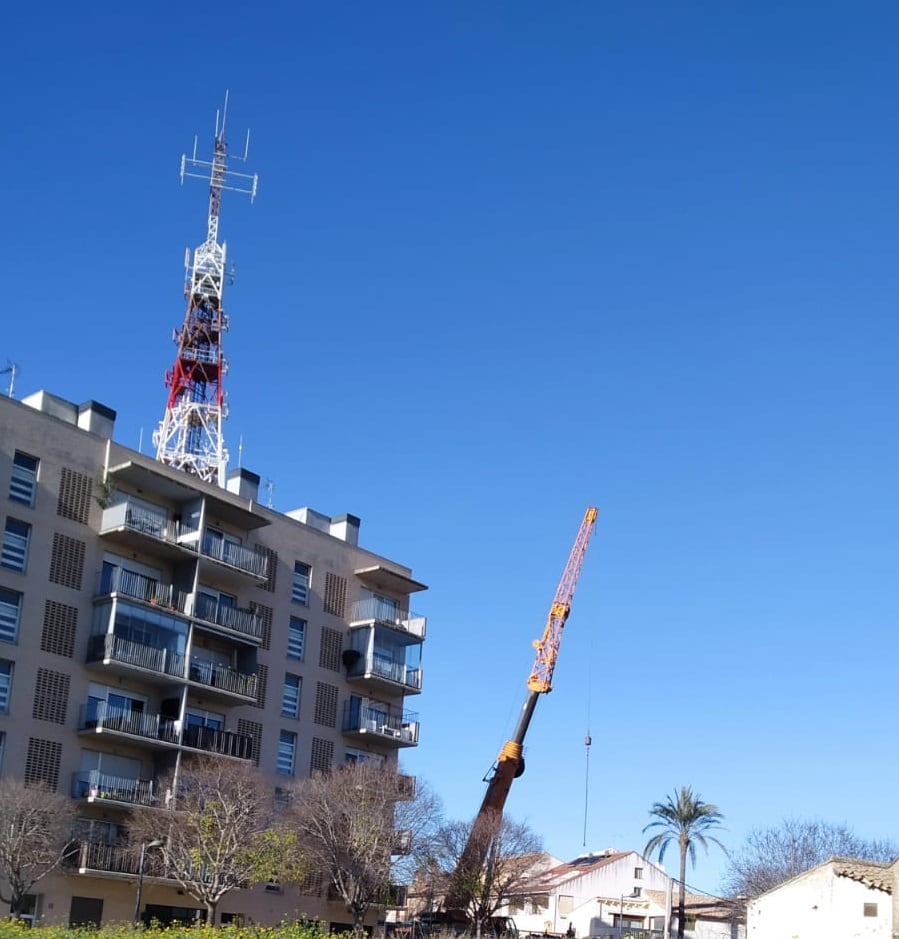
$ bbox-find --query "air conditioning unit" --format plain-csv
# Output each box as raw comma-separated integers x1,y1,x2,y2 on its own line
380,725,401,738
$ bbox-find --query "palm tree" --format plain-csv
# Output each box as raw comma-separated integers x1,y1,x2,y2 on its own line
642,786,726,939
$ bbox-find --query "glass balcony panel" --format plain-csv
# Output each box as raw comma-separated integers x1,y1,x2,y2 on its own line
349,598,426,639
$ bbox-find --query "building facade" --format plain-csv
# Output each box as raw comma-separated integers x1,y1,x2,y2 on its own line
0,389,427,927
746,856,892,939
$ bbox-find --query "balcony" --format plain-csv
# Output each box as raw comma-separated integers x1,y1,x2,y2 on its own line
99,500,198,558
349,598,427,640
72,771,158,808
66,841,167,879
345,650,422,696
343,702,419,748
96,568,188,615
181,723,254,760
396,774,416,801
79,702,180,747
87,633,186,684
78,703,253,760
391,829,412,856
193,593,264,642
187,659,258,701
200,533,268,581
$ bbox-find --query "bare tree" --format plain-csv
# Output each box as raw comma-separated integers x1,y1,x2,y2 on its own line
0,778,75,917
287,761,441,939
129,755,298,924
429,815,543,938
724,818,898,898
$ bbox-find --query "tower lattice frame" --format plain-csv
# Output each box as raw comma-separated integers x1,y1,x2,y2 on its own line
153,95,258,485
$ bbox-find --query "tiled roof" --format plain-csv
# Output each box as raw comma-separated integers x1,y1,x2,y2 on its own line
644,889,742,923
831,857,893,894
515,852,631,893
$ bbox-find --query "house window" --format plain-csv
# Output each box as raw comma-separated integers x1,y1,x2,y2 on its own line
292,562,311,605
2,518,30,572
0,588,22,643
277,730,296,775
10,452,38,507
634,867,643,879
633,887,642,898
288,617,306,660
282,674,302,718
864,903,878,917
0,660,10,712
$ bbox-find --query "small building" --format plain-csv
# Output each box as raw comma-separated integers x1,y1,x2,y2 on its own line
646,890,744,939
498,849,673,938
746,856,892,939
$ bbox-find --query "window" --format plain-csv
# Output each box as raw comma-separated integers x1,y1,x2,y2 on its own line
634,867,643,879
0,588,21,643
2,518,30,572
282,674,301,718
864,903,878,917
292,562,311,605
633,887,642,898
277,730,296,775
10,452,38,506
0,661,12,713
288,617,306,660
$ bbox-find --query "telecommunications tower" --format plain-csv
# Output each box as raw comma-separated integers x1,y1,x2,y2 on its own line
153,94,258,486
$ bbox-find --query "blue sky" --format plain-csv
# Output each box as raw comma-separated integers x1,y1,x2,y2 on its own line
4,2,899,894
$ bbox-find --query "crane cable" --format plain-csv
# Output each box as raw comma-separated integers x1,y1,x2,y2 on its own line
582,658,592,846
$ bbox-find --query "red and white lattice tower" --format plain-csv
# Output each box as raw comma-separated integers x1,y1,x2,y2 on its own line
153,94,258,486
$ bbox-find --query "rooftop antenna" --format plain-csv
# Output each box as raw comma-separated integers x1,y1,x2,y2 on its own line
153,93,259,487
1,361,18,398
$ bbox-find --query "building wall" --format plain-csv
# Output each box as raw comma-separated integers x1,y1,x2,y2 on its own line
502,852,671,938
747,864,890,939
0,392,426,927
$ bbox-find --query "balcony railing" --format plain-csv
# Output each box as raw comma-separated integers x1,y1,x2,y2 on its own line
182,723,254,760
79,703,253,759
96,568,188,613
188,659,257,698
66,841,167,878
72,771,157,807
391,829,412,855
193,594,264,640
200,534,268,579
349,599,426,639
87,633,186,680
80,702,180,745
347,652,422,691
100,501,198,550
87,634,256,701
344,703,420,745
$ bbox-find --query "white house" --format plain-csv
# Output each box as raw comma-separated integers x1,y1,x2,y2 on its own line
747,856,893,939
498,849,672,937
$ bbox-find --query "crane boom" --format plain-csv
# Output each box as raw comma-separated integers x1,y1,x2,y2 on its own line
443,506,599,916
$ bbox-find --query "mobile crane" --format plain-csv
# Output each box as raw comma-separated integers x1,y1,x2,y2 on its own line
440,506,599,927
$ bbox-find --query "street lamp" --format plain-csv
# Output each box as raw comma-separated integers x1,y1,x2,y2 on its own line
133,839,163,924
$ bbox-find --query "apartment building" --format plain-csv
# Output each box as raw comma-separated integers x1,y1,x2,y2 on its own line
0,388,427,927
